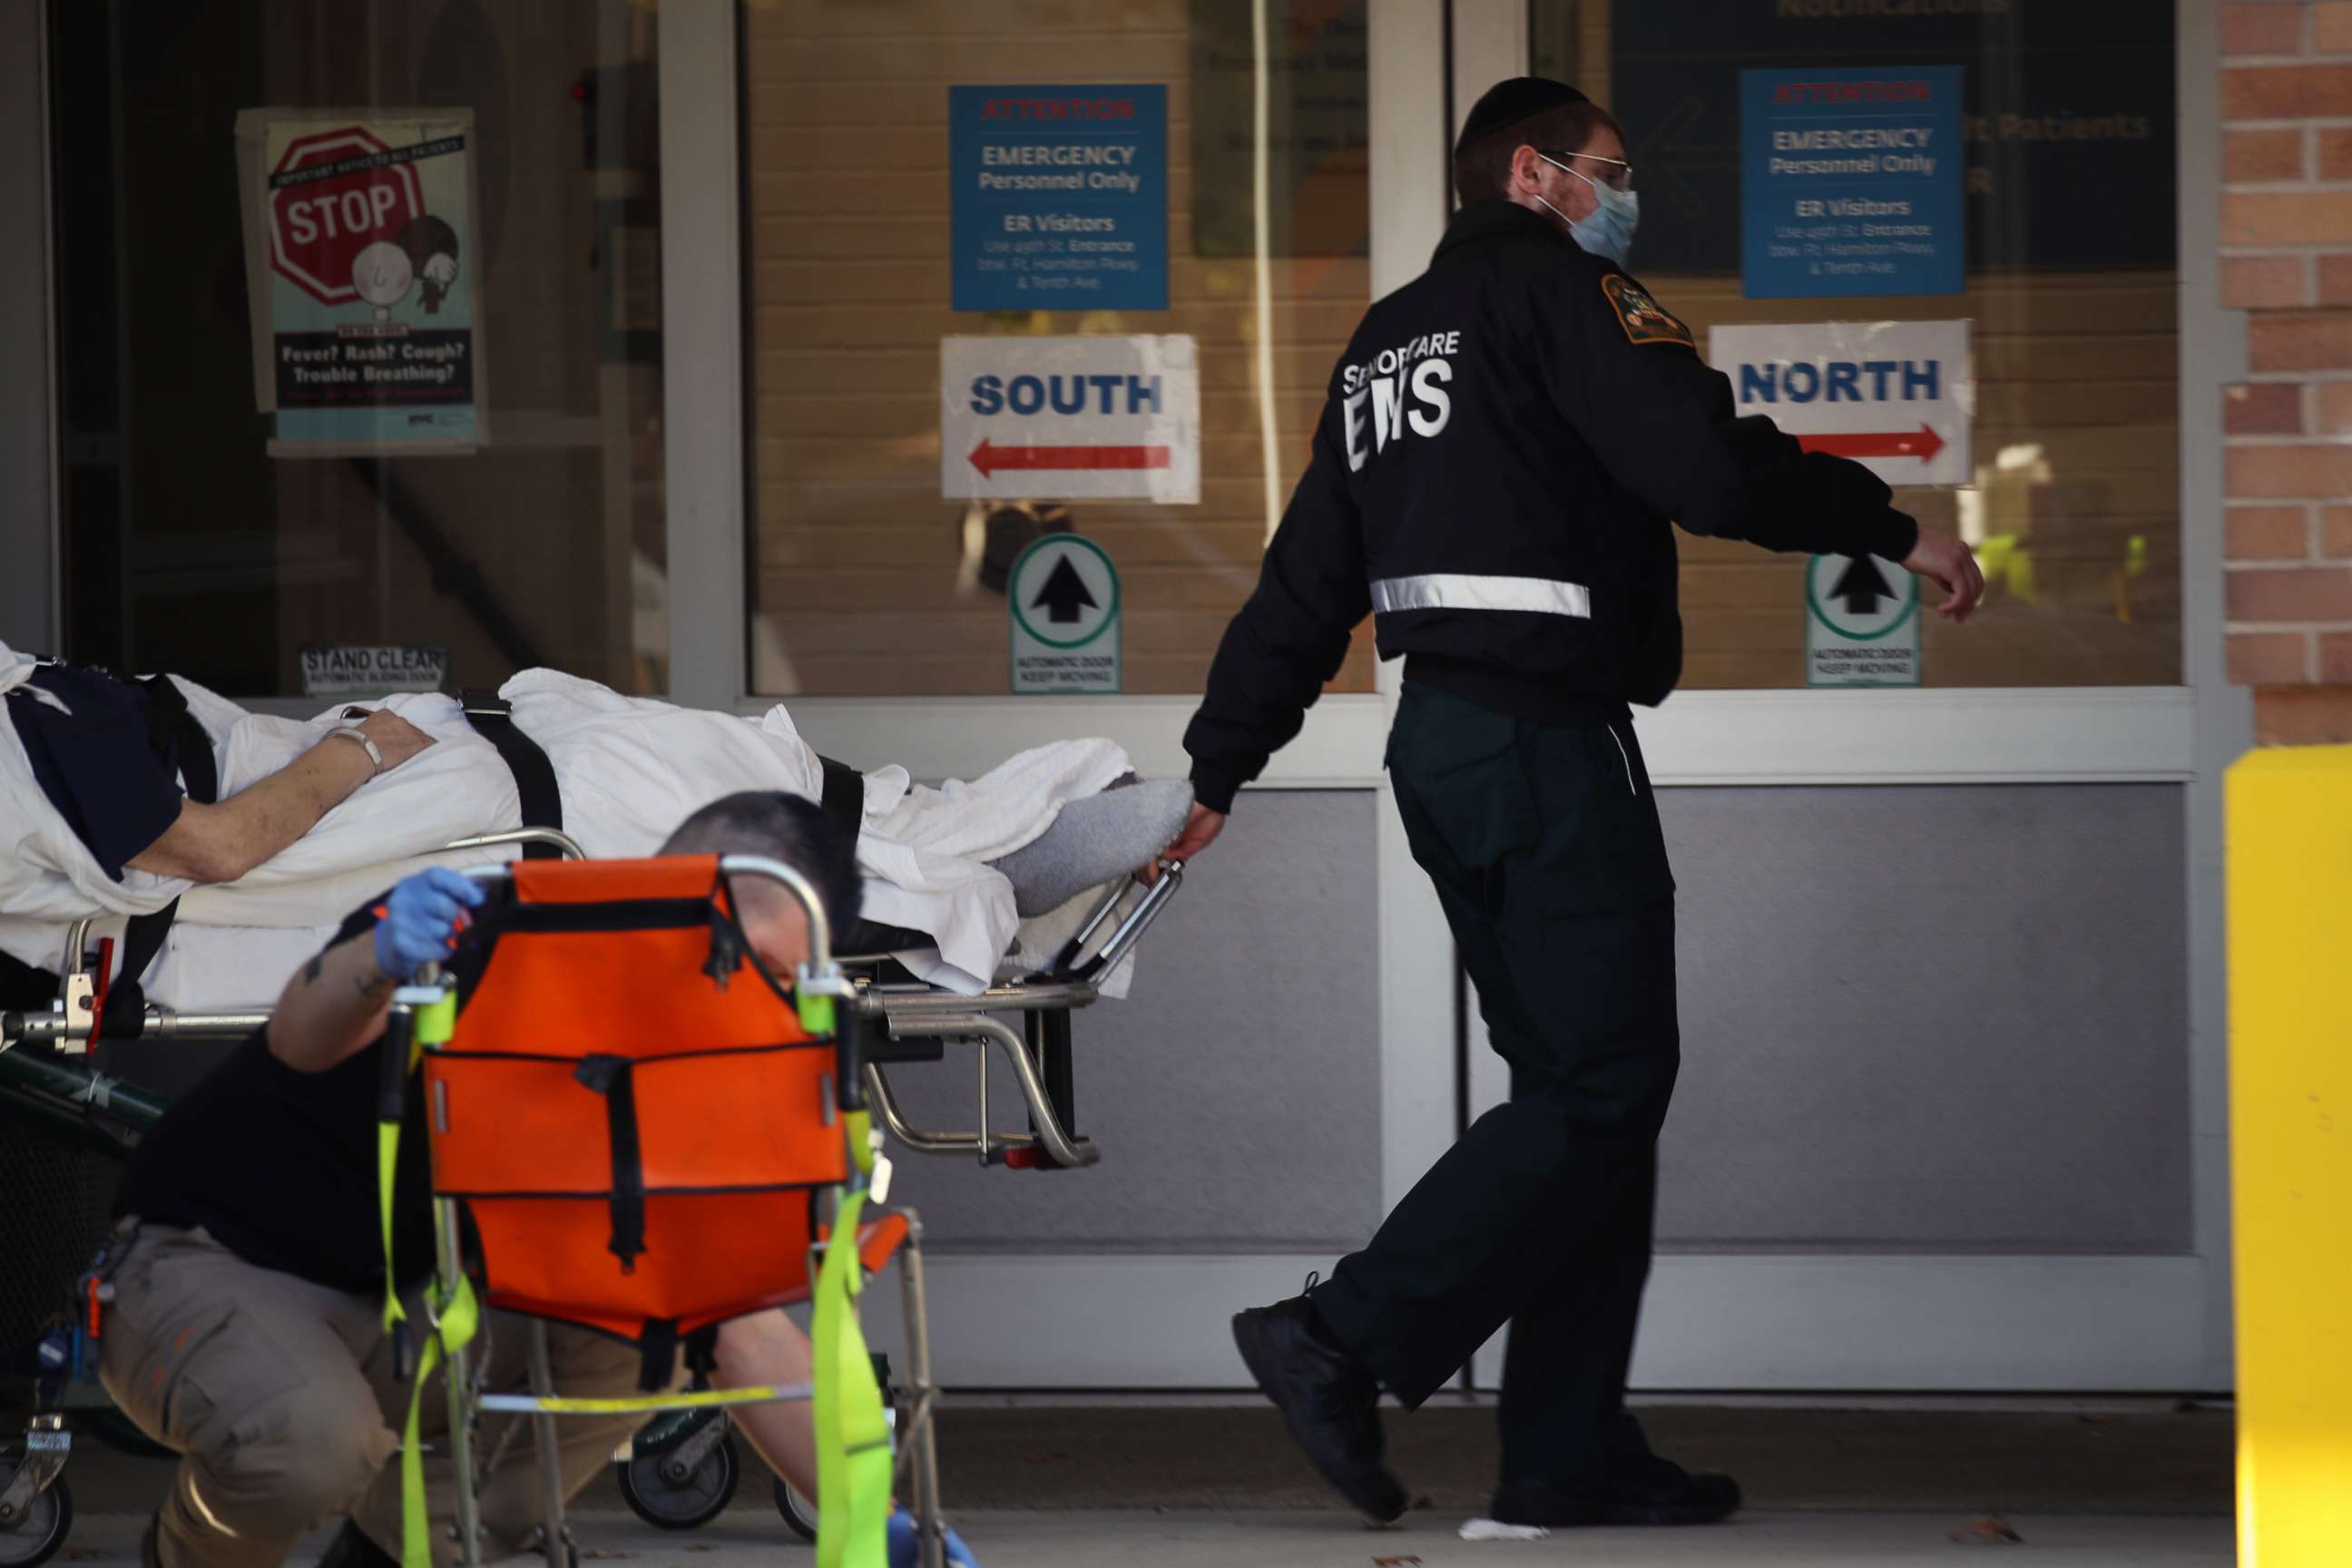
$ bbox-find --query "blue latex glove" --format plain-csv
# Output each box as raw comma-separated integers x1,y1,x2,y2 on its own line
887,1511,977,1568
372,867,485,980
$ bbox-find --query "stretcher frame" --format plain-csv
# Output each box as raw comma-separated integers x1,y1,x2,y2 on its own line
852,860,1184,1171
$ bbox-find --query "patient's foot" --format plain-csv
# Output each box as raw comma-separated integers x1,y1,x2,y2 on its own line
987,778,1194,916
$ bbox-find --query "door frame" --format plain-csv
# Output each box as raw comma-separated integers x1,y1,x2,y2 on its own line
0,0,57,655
659,0,2237,1390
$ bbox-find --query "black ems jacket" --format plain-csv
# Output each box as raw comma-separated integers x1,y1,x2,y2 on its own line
1182,199,1920,812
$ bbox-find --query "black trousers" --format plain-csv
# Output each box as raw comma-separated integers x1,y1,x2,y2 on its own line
1310,681,1681,1484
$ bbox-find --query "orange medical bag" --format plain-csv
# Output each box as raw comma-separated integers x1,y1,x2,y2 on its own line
421,856,876,1373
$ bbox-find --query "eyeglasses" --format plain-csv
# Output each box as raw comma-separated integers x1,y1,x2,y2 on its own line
1538,149,1634,191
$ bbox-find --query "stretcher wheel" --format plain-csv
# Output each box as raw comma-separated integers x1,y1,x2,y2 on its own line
613,1433,739,1531
0,1454,70,1568
770,1478,817,1543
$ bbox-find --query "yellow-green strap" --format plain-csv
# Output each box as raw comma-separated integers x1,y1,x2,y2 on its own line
813,1191,890,1568
799,990,838,1039
494,1384,806,1416
379,1122,409,1337
400,1334,446,1568
397,1240,478,1568
379,990,457,1336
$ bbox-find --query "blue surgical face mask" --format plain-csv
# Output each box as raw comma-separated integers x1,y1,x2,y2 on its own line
1536,152,1639,268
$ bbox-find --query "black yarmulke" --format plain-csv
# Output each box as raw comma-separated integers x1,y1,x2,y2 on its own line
1454,77,1591,159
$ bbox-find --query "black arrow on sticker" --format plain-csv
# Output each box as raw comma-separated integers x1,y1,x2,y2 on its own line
1829,554,1896,618
1032,554,1099,624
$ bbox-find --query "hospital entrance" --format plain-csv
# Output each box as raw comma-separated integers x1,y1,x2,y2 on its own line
0,1,2300,1565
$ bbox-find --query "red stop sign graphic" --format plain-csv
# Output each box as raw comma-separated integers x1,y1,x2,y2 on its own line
268,128,425,307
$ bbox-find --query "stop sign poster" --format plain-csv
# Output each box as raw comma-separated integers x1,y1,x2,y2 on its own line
234,109,485,456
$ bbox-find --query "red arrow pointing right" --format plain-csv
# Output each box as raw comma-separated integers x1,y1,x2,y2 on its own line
1796,423,1945,464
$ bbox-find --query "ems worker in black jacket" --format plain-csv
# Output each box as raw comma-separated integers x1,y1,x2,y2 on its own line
1161,79,1984,1533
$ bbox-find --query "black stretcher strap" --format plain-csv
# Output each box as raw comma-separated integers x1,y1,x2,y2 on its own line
107,677,221,1024
485,897,718,936
459,689,564,858
816,754,862,842
637,1318,680,1393
573,1053,647,1276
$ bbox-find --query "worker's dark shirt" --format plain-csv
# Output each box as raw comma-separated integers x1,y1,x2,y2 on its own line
117,901,477,1296
1183,200,1919,811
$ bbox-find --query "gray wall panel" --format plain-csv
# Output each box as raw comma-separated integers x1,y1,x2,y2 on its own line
1652,783,2192,1253
882,790,1384,1254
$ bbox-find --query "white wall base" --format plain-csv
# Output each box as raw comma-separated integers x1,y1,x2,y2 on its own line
859,1250,2217,1394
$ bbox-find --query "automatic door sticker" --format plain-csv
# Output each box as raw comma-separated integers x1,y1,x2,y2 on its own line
1805,553,1919,687
1008,534,1121,695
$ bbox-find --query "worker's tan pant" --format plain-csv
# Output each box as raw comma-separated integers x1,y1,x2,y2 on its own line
98,1223,677,1568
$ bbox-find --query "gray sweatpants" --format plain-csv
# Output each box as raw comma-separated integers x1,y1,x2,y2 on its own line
98,1223,677,1568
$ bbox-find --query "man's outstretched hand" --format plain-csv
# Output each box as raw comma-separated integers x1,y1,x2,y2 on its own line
1142,801,1226,883
1902,529,1986,622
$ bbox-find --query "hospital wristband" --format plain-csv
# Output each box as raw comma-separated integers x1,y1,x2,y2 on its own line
326,727,384,774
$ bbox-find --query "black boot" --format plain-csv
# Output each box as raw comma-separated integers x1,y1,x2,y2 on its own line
314,1517,400,1568
1488,1452,1742,1529
1230,1291,1407,1523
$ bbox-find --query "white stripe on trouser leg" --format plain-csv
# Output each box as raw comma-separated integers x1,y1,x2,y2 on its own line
1368,573,1592,618
1606,723,1635,796
181,1472,241,1538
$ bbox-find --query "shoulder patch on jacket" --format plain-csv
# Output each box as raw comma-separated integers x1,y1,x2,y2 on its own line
1601,274,1692,348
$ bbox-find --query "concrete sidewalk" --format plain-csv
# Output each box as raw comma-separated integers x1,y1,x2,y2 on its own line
23,1400,2235,1566
45,1505,2236,1567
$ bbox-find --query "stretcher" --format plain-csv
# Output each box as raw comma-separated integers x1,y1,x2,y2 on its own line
0,826,1183,1173
1,660,1177,1000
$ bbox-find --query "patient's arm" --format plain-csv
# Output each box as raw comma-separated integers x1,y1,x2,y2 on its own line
127,709,436,884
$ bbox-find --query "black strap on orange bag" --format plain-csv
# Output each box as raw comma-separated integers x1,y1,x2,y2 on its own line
571,1054,646,1273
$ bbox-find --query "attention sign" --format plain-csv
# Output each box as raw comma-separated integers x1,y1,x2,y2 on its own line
1740,65,1965,299
951,84,1169,312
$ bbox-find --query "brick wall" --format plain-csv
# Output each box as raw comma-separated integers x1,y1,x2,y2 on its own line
2222,1,2352,741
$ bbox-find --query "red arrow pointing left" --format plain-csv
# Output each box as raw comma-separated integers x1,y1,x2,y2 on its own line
1796,423,1945,464
970,439,1171,480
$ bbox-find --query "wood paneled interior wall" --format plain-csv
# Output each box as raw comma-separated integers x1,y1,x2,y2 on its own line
745,2,1377,696
750,2,2179,696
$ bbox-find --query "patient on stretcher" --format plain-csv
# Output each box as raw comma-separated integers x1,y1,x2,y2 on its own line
0,645,1191,1010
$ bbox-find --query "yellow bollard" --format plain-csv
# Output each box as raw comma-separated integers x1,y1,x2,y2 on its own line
2229,745,2352,1566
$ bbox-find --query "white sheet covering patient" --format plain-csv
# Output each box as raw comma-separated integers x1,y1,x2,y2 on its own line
0,648,1189,1004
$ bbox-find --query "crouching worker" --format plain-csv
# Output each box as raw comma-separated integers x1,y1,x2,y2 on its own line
657,797,977,1568
96,792,913,1568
